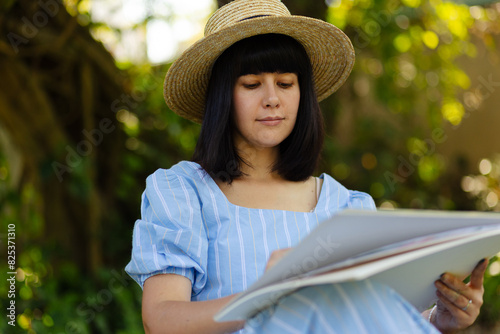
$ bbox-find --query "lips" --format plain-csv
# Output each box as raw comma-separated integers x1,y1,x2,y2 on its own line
257,116,284,126
259,116,283,121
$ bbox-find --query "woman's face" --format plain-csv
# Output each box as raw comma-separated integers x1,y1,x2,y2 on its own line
232,72,300,151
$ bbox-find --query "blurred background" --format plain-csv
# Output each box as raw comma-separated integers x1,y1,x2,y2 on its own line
1,0,499,332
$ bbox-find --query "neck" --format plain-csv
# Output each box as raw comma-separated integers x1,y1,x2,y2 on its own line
236,144,281,182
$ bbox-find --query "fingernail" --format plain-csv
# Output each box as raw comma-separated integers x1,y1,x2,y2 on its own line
439,273,446,279
477,258,486,265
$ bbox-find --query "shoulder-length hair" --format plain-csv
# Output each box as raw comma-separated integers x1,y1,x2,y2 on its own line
192,33,324,183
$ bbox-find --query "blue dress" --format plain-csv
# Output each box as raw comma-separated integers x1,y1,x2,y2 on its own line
125,161,439,333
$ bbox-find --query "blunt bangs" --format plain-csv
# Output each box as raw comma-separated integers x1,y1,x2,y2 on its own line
234,34,309,78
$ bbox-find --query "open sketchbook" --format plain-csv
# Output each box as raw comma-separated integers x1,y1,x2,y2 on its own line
214,209,500,322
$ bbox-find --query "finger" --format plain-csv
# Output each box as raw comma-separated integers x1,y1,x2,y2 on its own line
273,248,291,260
435,279,471,308
265,248,291,271
436,290,471,315
436,291,476,330
470,258,489,289
438,273,468,296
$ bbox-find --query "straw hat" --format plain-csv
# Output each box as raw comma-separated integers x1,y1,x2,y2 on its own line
164,0,355,124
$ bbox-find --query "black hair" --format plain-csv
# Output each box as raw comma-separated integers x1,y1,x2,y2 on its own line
192,33,324,183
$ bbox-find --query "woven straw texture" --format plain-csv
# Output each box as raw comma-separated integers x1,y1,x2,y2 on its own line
164,0,355,124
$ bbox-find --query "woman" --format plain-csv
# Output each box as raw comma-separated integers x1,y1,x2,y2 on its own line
125,1,488,333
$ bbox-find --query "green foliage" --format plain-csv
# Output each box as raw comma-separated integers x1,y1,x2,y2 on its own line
482,256,500,329
481,256,500,329
0,176,143,333
321,0,498,211
114,63,200,187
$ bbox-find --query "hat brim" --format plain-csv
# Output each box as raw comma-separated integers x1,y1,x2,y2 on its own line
164,15,355,124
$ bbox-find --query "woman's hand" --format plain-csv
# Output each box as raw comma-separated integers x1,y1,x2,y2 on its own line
265,248,291,271
430,258,489,333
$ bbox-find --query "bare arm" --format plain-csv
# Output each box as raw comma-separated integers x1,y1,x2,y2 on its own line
142,274,245,334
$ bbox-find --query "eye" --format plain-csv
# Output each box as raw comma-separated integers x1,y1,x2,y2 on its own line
243,83,260,89
278,82,293,88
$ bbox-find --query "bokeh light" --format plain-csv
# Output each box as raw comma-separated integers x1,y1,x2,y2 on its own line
479,159,492,175
361,153,377,170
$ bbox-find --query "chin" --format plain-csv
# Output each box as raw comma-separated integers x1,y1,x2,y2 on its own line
256,140,286,149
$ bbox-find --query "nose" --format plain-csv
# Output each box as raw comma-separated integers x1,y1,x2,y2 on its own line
263,84,280,108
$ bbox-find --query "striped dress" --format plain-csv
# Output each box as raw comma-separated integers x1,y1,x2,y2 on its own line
125,161,439,333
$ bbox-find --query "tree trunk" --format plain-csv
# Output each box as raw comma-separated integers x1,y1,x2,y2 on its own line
0,0,128,275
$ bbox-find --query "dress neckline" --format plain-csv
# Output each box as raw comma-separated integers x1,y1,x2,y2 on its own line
193,162,327,214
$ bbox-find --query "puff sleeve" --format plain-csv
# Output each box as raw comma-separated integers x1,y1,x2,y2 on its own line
125,168,208,295
347,190,376,211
